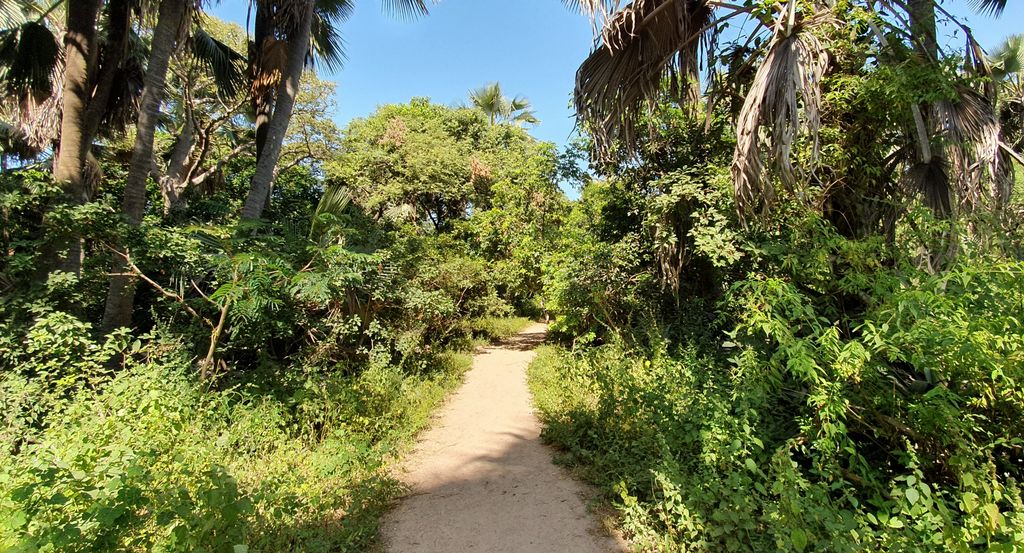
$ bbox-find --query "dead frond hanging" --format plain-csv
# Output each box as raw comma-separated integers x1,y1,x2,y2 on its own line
933,88,1004,211
731,12,831,216
251,36,287,99
574,0,715,161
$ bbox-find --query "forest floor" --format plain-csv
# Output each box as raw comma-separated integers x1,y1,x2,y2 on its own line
380,322,627,553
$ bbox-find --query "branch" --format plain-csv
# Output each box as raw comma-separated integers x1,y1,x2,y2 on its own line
189,140,251,185
107,246,215,328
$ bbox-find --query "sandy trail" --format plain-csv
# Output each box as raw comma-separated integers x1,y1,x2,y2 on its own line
382,322,627,553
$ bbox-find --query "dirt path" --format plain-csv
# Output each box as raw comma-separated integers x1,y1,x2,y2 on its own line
382,323,627,553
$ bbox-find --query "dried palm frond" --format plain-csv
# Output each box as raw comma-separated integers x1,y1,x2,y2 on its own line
251,36,287,98
904,156,952,217
574,0,715,161
933,88,1004,211
731,12,830,215
0,118,38,158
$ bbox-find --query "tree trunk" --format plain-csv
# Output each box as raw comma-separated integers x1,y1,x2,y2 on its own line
907,0,938,61
160,116,195,212
240,0,313,220
253,5,275,163
102,0,187,333
83,0,132,139
50,0,102,275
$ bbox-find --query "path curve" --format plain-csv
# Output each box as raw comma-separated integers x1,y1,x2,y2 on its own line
382,322,627,553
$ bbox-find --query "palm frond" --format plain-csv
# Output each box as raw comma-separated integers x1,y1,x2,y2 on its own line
310,184,353,242
990,34,1023,81
513,110,540,126
934,88,1006,209
905,156,952,217
574,0,715,161
0,0,30,29
0,20,60,98
971,0,1007,16
470,82,504,113
309,3,350,72
732,16,830,215
380,0,431,19
192,25,247,97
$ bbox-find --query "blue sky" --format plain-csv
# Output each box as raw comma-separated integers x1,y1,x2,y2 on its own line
210,1,1023,152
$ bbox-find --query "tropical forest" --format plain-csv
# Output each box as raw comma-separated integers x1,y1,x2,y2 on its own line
1,0,1023,551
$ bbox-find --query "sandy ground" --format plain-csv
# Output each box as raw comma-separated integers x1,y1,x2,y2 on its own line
381,323,628,553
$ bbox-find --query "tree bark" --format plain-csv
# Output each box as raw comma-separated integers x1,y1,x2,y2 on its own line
253,5,275,163
83,0,132,139
50,0,102,275
160,115,195,212
102,0,188,333
907,0,938,61
240,0,313,220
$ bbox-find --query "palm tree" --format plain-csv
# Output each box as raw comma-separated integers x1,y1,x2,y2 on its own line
0,0,139,275
569,0,1012,224
51,0,102,274
241,0,431,220
991,34,1024,155
101,0,190,333
469,82,540,126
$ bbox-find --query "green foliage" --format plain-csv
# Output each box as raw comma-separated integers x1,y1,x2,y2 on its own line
0,324,476,552
535,69,1024,549
1,90,555,551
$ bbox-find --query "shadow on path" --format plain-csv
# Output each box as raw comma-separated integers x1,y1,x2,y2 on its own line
382,323,626,553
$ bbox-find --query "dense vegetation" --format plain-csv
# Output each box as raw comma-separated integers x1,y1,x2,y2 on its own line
527,1,1024,550
2,0,1023,551
0,4,562,546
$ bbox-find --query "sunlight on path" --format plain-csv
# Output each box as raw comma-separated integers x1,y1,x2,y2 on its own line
382,323,627,553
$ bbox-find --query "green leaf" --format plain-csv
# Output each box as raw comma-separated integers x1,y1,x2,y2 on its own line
983,503,1002,530
791,528,808,552
905,488,920,505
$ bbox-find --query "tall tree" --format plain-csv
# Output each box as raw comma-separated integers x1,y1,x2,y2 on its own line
102,0,190,332
240,0,430,220
241,0,316,219
50,0,102,274
7,0,137,275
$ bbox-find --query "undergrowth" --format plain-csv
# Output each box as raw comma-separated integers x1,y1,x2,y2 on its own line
0,323,480,552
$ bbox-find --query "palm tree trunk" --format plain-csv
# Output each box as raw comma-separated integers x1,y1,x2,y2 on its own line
908,0,938,61
102,0,187,333
50,0,102,275
241,0,313,220
253,5,275,163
